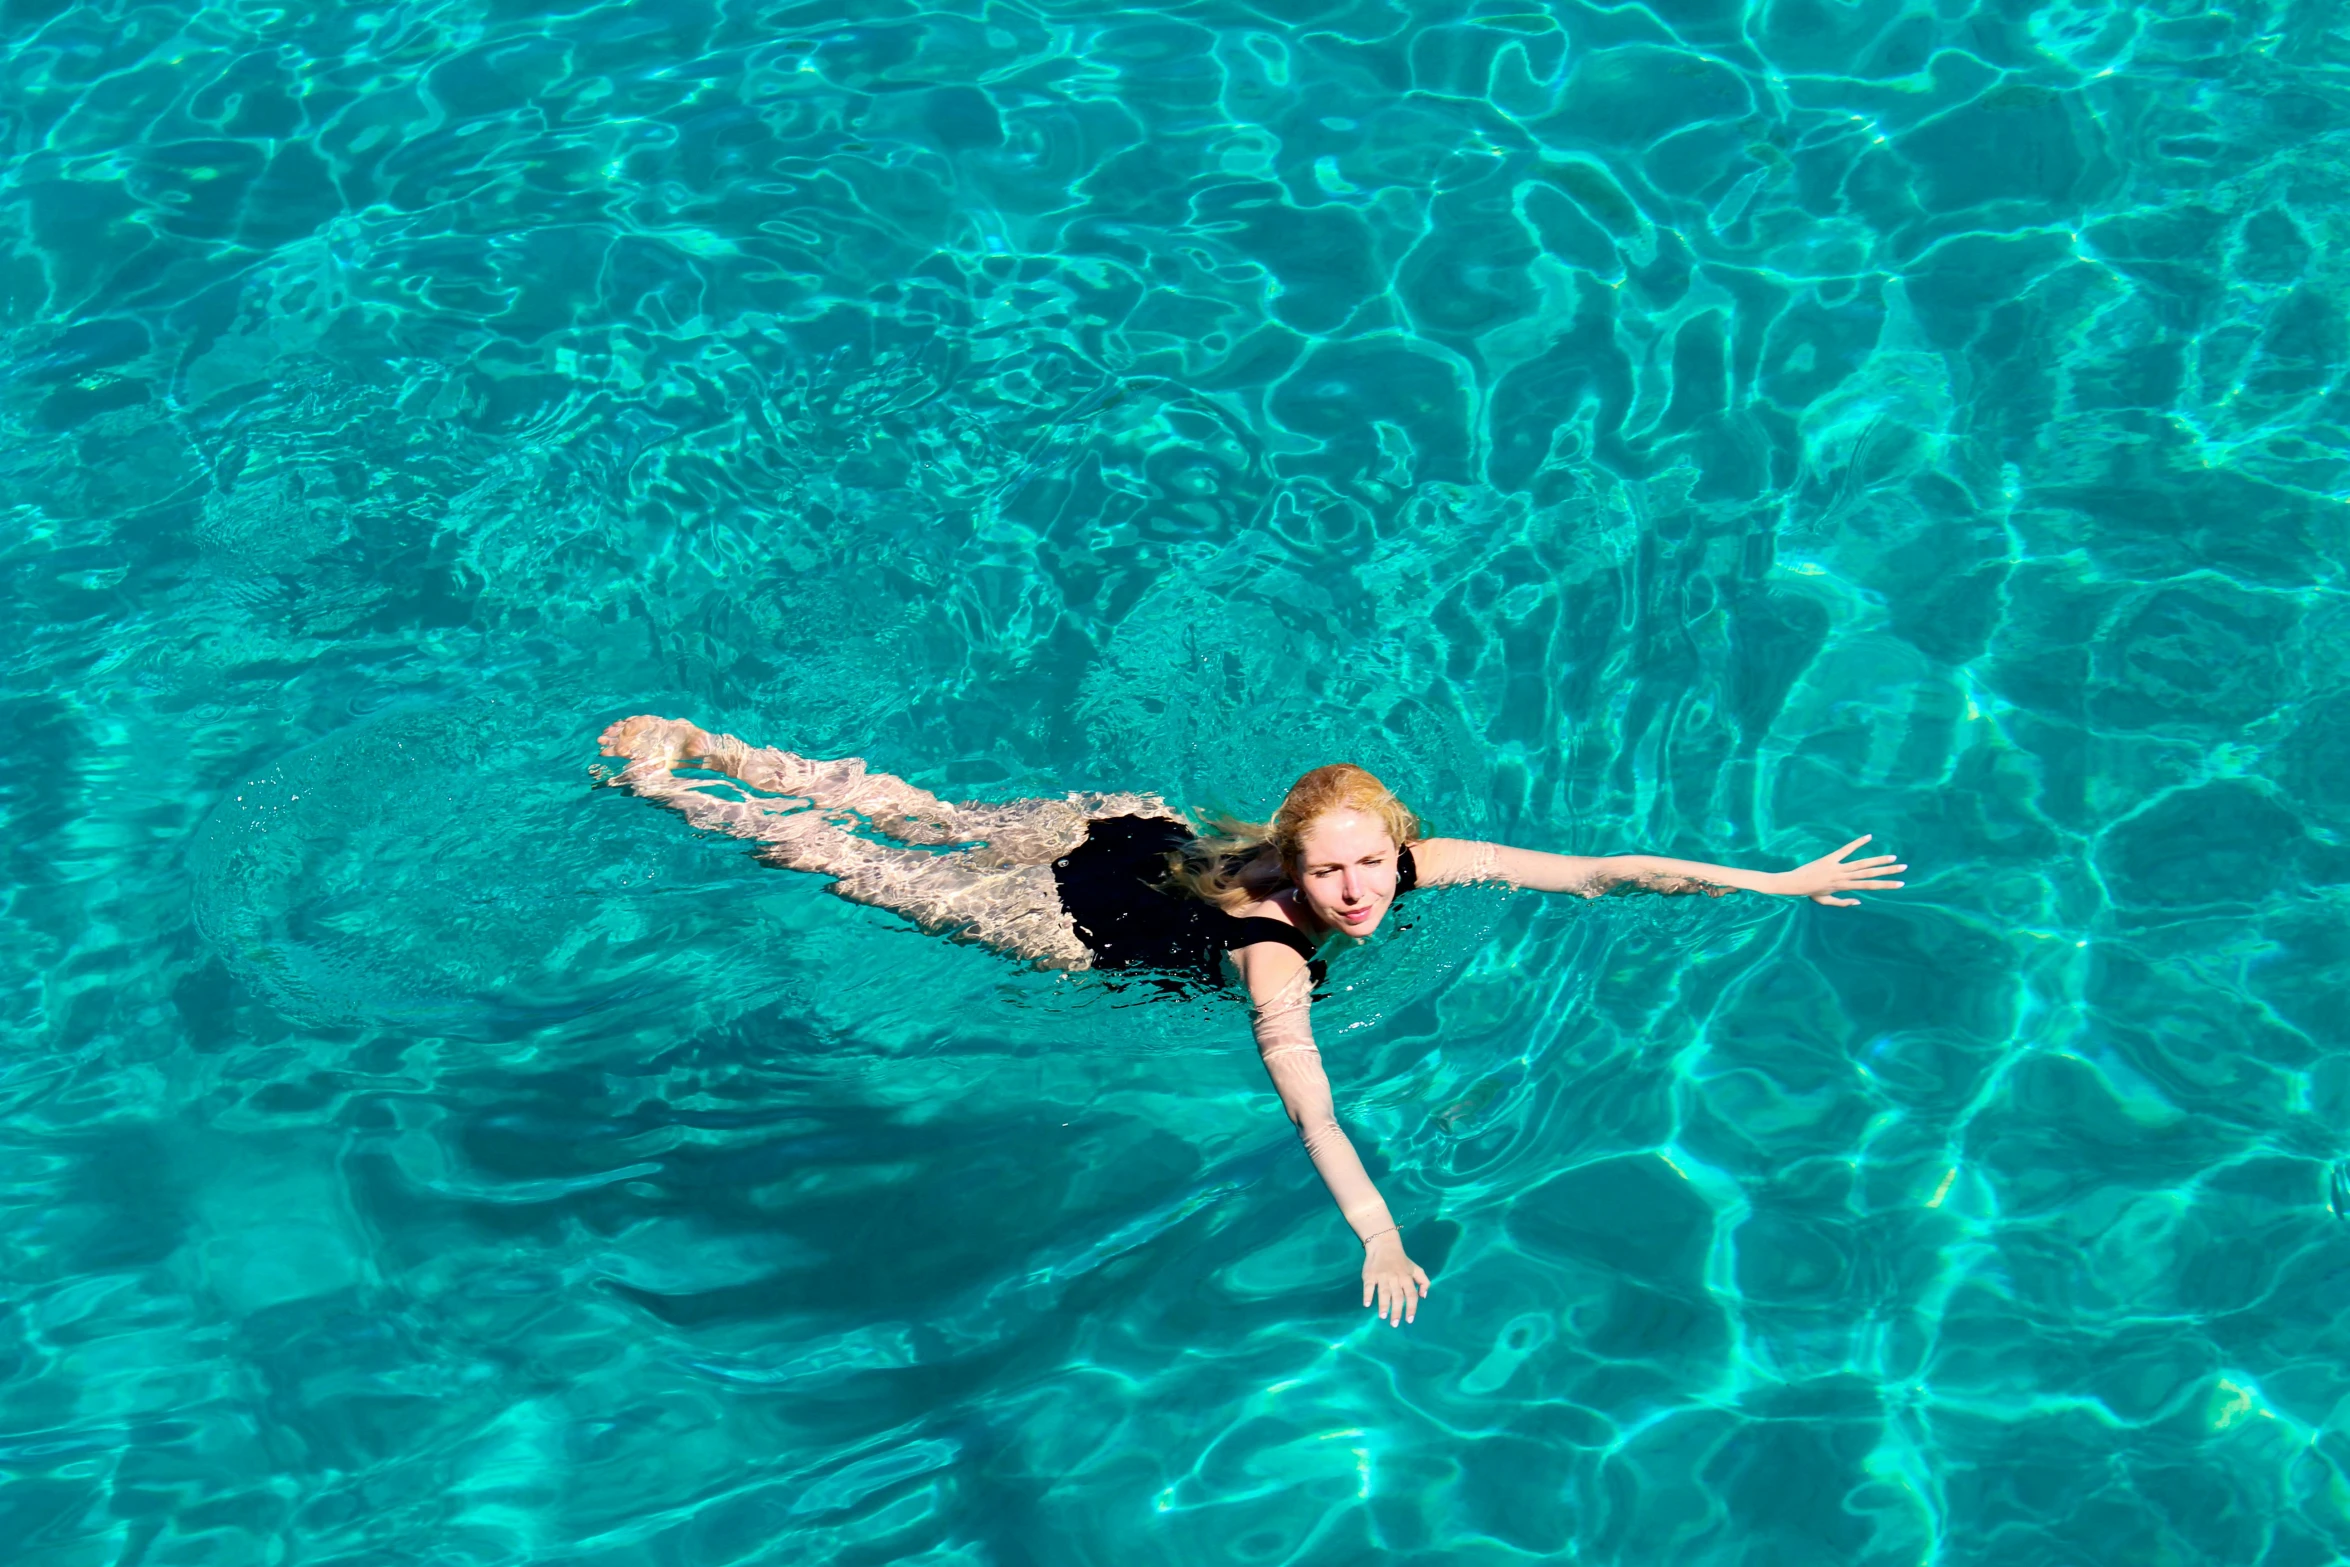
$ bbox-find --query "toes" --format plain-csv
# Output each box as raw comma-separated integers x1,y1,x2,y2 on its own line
598,715,688,762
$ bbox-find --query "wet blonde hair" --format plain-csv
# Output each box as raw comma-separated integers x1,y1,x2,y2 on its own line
1166,763,1422,913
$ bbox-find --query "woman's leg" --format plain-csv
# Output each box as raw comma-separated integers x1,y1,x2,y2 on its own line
597,715,1178,865
612,765,1092,967
596,723,1090,967
600,715,964,832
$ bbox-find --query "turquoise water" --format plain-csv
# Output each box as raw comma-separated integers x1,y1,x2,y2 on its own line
5,0,2350,1559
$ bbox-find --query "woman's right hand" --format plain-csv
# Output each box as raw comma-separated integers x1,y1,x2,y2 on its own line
1363,1233,1431,1325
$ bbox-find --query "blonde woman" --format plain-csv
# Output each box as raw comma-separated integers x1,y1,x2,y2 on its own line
596,716,1908,1327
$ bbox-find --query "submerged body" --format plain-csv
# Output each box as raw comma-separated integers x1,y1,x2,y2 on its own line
597,716,1907,1325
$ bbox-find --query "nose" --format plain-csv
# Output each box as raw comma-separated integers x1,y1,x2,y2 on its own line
1340,868,1365,904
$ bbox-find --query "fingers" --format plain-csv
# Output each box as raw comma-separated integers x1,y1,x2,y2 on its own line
1831,834,1872,859
1365,1272,1430,1325
1388,1278,1417,1325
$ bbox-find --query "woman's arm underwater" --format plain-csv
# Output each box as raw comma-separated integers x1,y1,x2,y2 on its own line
1409,834,1906,907
1231,941,1430,1325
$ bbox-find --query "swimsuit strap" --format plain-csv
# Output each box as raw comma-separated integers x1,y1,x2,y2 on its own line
1219,914,1319,964
1217,914,1329,990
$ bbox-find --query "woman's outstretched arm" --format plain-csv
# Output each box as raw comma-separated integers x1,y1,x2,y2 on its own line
1411,834,1906,907
1232,942,1430,1325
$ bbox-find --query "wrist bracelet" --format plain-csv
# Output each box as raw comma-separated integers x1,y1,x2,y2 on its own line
1361,1225,1400,1246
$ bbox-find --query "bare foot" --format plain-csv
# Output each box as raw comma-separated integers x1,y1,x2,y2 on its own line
597,715,712,769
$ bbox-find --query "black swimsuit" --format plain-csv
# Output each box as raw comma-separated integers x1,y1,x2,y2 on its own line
1050,815,1419,988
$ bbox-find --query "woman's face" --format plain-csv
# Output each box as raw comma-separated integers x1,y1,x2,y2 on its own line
1290,808,1402,937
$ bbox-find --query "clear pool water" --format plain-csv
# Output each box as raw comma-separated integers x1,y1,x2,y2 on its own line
5,0,2349,1562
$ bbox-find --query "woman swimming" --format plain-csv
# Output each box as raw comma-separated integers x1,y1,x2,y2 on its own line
596,716,1908,1327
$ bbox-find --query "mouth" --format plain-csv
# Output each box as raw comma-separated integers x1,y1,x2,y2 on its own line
1336,906,1377,929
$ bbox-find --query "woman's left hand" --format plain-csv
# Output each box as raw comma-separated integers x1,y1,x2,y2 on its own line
1773,836,1907,906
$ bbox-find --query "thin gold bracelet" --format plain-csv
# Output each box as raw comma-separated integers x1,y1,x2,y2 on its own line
1361,1225,1400,1246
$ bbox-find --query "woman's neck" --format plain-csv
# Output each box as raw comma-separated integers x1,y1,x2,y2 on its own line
1276,886,1349,945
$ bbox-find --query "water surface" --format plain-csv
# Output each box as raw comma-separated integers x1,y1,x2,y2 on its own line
5,0,2350,1562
